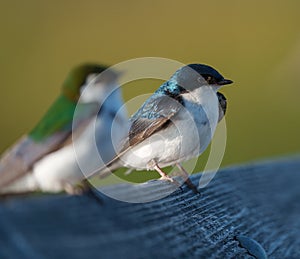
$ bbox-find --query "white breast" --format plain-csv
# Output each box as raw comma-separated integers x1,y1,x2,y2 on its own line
32,105,127,192
182,85,219,154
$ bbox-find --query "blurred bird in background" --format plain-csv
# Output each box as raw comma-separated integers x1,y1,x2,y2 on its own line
95,64,232,192
0,64,127,194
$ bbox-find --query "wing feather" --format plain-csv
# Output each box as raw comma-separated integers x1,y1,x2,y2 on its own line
128,94,183,146
0,99,98,188
94,94,183,176
0,133,69,187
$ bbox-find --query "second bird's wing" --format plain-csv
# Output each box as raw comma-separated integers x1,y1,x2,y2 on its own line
0,97,98,188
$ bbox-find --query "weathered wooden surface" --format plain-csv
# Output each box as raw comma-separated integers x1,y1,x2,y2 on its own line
0,157,300,258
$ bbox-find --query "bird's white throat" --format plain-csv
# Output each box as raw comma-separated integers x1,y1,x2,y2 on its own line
182,85,219,139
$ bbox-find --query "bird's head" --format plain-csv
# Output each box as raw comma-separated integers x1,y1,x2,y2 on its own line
62,63,120,103
173,64,233,92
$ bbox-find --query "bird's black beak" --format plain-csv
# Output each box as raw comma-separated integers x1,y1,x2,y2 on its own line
218,79,233,85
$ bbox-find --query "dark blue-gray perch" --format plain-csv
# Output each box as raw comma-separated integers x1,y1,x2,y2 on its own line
0,157,300,259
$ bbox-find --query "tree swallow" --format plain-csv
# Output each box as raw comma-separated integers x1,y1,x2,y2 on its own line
95,64,233,191
0,64,127,194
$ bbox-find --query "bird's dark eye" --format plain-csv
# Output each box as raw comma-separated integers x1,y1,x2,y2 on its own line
201,75,216,84
206,76,212,82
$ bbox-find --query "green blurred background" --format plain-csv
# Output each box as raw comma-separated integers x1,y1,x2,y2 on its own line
1,0,300,172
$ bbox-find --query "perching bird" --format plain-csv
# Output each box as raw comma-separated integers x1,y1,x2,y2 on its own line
0,64,127,194
94,64,232,191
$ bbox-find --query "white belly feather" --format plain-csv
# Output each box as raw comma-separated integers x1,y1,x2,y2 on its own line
120,86,219,170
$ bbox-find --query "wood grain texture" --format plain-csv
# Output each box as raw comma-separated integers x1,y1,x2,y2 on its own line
0,157,300,259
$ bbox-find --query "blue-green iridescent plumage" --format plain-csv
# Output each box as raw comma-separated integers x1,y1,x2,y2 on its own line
130,63,228,122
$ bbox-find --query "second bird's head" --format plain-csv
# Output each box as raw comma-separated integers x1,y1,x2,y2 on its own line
62,63,121,104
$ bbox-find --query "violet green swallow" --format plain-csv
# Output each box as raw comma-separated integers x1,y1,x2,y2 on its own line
0,64,127,194
95,64,232,191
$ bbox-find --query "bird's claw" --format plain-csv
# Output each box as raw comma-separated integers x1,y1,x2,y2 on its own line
159,175,181,189
159,175,174,182
64,182,89,195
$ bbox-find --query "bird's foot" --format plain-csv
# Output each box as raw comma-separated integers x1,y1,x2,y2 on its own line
64,181,103,204
184,177,199,194
64,182,88,195
175,163,199,194
159,174,174,182
153,163,181,189
159,175,181,189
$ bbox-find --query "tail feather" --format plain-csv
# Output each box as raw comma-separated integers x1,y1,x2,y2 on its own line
0,132,69,188
0,136,31,187
0,173,40,194
90,137,131,179
91,159,123,179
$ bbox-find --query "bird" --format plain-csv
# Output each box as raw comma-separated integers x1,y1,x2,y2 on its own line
0,63,127,194
93,64,233,192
